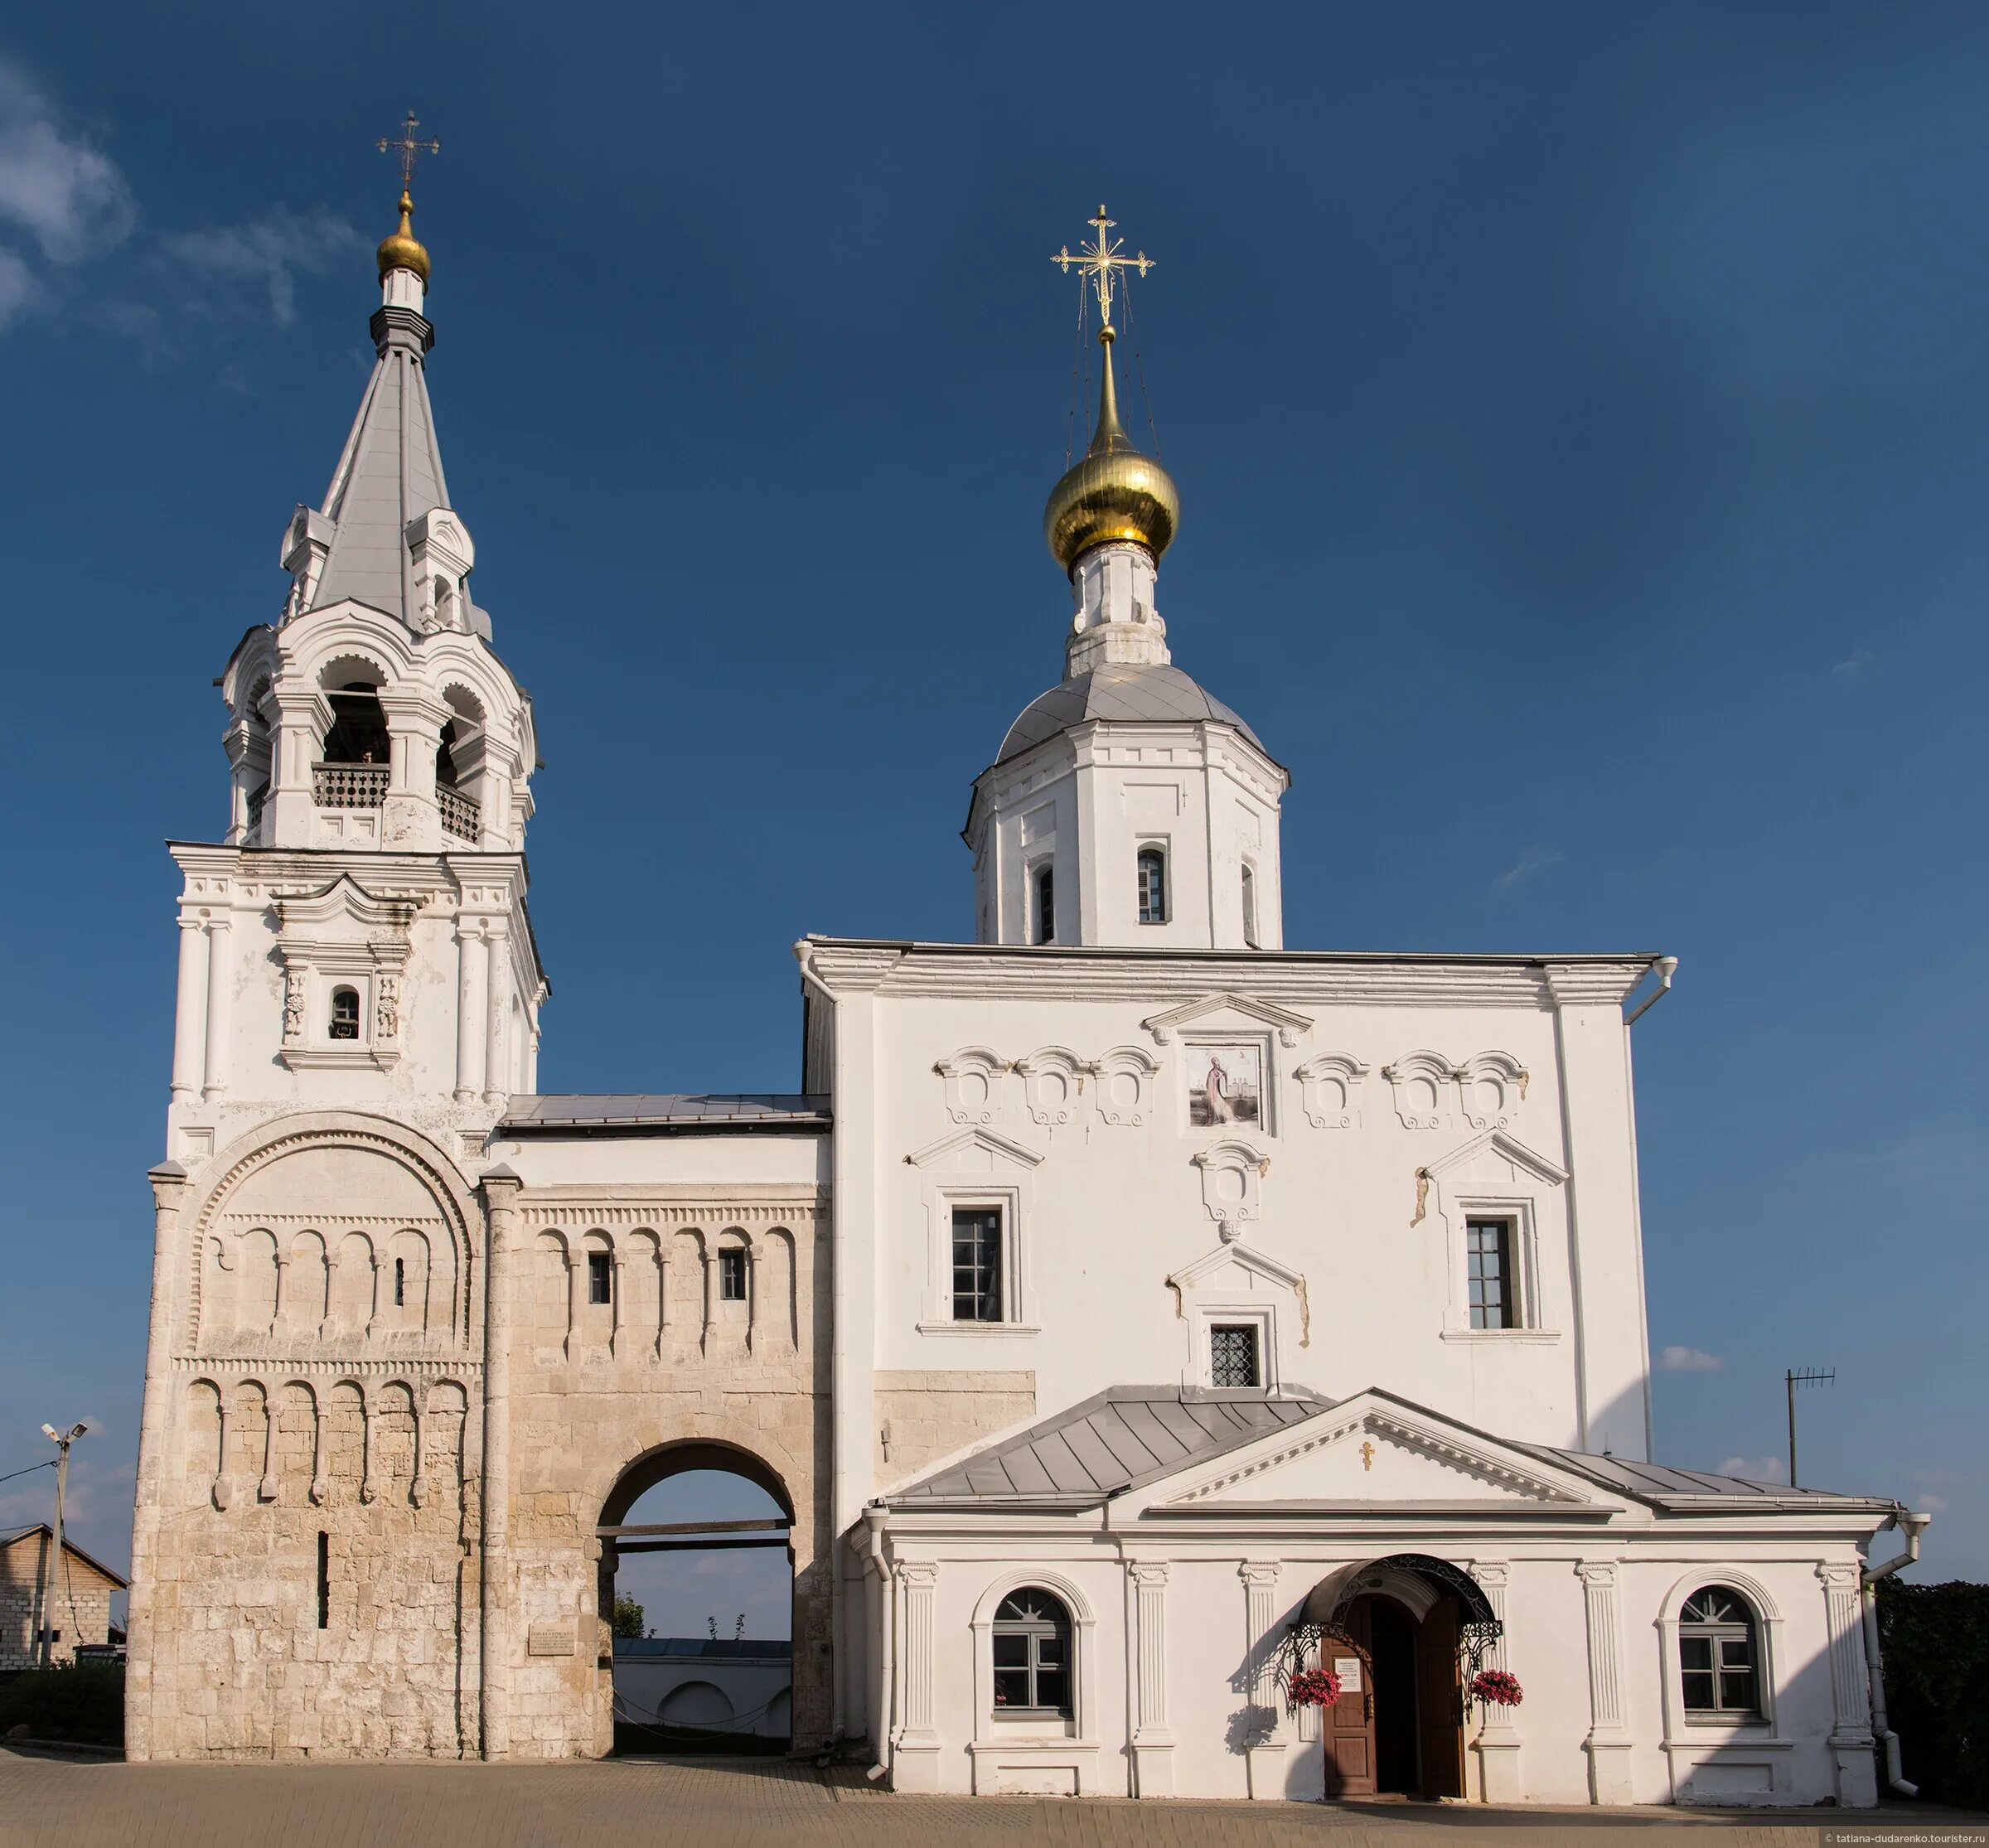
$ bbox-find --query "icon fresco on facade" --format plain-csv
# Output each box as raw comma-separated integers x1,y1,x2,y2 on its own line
1187,1045,1261,1127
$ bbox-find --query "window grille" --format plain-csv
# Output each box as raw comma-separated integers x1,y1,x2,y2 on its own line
718,1248,748,1301
588,1252,612,1305
992,1589,1072,1715
437,784,482,841
1680,1586,1760,1716
394,1257,405,1307
951,1209,1004,1322
329,987,361,1041
1466,1218,1514,1328
1137,848,1167,924
1211,1322,1261,1387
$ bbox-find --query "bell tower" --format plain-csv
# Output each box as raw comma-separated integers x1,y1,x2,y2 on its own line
164,138,546,1170
965,208,1289,951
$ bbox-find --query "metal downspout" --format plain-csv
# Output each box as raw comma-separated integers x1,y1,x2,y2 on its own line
1862,1507,1932,1797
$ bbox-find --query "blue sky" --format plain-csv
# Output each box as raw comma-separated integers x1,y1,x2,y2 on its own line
1,3,1984,1629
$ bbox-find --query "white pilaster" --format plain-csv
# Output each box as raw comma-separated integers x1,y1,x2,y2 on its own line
1578,1562,1633,1804
200,910,232,1101
1130,1560,1174,1796
482,925,508,1104
1239,1561,1285,1799
1818,1562,1878,1807
1470,1560,1522,1802
893,1561,941,1791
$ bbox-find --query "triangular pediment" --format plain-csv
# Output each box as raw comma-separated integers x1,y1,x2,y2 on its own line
1142,992,1314,1049
1169,1240,1304,1295
1144,1390,1612,1512
905,1125,1044,1172
1421,1128,1567,1187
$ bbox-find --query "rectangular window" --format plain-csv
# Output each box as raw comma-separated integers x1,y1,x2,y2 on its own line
1466,1218,1514,1329
1137,848,1167,925
588,1251,612,1304
317,1531,330,1631
718,1248,748,1301
1211,1323,1261,1387
951,1208,1004,1322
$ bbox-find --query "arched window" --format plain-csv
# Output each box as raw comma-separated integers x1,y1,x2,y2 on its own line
1033,864,1055,945
1679,1585,1759,1716
1136,847,1167,925
321,682,390,766
329,986,361,1042
992,1588,1072,1715
1241,864,1258,948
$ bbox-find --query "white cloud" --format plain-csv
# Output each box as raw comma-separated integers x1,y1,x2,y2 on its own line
1831,647,1874,682
0,61,133,265
1658,1345,1723,1372
1718,1454,1786,1483
1491,844,1565,898
153,207,364,327
1915,1494,1948,1514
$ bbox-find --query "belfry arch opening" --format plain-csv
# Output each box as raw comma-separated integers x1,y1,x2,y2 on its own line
598,1442,796,1756
1294,1554,1498,1802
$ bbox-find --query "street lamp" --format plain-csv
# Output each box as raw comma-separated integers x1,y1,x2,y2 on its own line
38,1422,89,1669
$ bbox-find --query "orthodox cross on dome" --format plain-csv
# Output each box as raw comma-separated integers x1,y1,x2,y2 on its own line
1053,204,1154,334
378,110,442,191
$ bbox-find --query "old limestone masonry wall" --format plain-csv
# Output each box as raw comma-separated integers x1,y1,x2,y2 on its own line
131,1119,489,1762
499,1183,835,1759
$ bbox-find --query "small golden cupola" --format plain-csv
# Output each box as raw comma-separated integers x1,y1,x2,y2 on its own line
1043,206,1180,576
376,190,430,285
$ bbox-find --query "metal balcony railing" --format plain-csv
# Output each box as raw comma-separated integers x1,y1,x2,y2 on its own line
438,784,482,842
312,763,389,809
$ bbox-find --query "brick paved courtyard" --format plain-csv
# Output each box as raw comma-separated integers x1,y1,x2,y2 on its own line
0,1749,1978,1848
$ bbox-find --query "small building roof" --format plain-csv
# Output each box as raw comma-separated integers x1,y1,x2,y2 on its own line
611,1638,792,1660
498,1094,831,1135
884,1385,1892,1515
0,1526,130,1589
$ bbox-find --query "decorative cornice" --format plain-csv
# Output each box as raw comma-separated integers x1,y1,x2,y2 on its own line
904,1126,1045,1171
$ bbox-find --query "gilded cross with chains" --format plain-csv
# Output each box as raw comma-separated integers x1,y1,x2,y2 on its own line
1052,204,1154,333
378,111,442,190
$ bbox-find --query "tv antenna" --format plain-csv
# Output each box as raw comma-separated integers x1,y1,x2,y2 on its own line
1785,1367,1835,1488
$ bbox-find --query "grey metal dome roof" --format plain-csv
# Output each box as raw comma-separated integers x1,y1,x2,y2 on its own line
995,663,1264,766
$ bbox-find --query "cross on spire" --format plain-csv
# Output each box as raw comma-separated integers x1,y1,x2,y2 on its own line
378,111,441,192
1053,204,1154,335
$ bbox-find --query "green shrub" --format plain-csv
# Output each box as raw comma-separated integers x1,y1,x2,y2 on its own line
0,1660,125,1748
1876,1577,1989,1809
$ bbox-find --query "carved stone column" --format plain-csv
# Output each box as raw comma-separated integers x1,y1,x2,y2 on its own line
1130,1560,1174,1796
1470,1560,1522,1802
1578,1562,1633,1804
170,917,207,1101
454,917,485,1102
1239,1561,1285,1799
1818,1561,1877,1806
480,1168,521,1759
200,907,231,1101
565,1243,585,1362
893,1561,941,1791
482,924,510,1104
125,1162,188,1761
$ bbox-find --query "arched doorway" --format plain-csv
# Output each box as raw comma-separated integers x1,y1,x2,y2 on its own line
1295,1555,1499,1801
598,1441,796,1756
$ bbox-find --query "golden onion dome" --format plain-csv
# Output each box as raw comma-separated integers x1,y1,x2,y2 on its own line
1043,329,1179,575
376,190,430,285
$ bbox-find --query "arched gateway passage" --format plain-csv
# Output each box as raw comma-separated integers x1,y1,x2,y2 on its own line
1290,1555,1502,1801
597,1442,797,1755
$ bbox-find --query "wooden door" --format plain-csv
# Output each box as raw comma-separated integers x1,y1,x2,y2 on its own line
1319,1601,1376,1798
1415,1593,1465,1799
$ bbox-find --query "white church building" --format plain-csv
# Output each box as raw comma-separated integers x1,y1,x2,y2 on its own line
124,183,1919,1808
